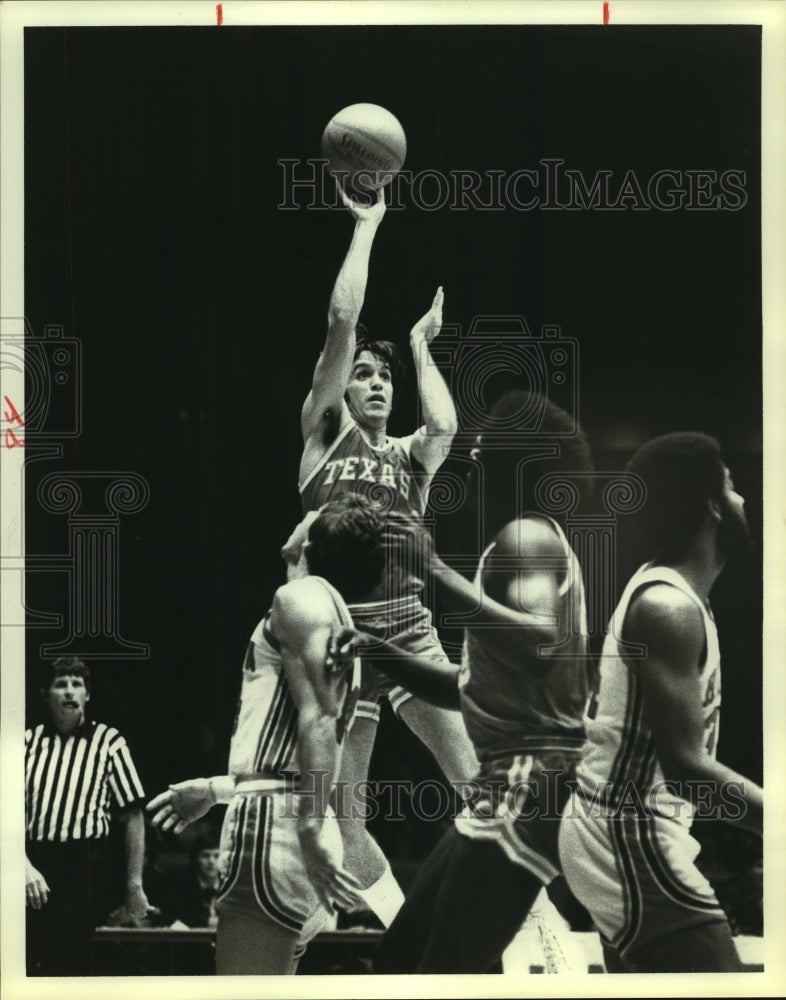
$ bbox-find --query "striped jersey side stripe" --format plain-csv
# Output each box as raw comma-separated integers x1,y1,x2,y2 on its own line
253,797,306,932
640,820,723,912
216,798,247,903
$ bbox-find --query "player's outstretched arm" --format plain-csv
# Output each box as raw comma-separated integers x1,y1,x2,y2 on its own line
147,776,236,835
355,632,461,710
628,585,763,837
300,185,386,451
272,581,362,912
386,513,562,651
326,622,460,709
408,286,458,476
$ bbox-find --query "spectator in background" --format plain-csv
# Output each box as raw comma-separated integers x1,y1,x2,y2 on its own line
24,657,150,975
165,832,221,928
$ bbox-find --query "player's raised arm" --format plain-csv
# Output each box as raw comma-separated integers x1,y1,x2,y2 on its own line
627,585,763,837
271,581,362,912
407,286,458,476
300,186,386,451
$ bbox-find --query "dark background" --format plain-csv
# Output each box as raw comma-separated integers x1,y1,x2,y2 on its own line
23,25,762,880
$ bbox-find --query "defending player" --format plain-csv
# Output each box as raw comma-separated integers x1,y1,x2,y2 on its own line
287,182,478,923
148,495,390,975
558,432,763,972
370,389,596,973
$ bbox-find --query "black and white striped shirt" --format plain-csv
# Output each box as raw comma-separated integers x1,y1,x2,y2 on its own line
25,720,145,842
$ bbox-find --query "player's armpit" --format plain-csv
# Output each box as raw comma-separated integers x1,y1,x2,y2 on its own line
300,365,352,449
408,424,454,478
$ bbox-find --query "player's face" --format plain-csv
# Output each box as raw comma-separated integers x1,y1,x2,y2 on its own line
47,674,89,730
346,351,393,428
717,466,753,563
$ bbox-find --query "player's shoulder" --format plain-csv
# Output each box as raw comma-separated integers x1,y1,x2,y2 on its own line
624,581,705,655
272,576,339,628
493,514,565,559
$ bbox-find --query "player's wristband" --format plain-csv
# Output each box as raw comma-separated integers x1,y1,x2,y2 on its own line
207,775,235,805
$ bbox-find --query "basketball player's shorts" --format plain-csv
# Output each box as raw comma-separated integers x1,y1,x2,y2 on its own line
454,750,579,885
558,790,726,957
346,594,450,723
215,785,340,955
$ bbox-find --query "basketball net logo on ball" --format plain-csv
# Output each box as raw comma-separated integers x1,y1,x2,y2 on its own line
321,103,407,202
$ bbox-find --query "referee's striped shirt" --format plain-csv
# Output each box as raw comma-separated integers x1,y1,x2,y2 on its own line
25,719,145,842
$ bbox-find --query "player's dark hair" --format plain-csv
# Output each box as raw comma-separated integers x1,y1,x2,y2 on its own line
621,431,725,566
40,656,91,695
477,389,594,537
352,333,408,408
306,494,386,603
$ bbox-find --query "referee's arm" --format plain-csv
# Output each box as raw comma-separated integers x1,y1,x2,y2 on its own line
119,808,148,921
109,736,150,924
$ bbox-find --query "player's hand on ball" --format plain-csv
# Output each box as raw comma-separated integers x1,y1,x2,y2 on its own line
410,285,444,345
337,179,386,225
147,778,214,834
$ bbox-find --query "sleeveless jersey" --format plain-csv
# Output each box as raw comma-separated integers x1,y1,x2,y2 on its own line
300,422,429,599
300,422,427,519
459,515,590,767
227,577,360,783
575,563,721,827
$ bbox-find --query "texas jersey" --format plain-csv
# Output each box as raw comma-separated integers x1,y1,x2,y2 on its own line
300,422,428,520
300,422,429,599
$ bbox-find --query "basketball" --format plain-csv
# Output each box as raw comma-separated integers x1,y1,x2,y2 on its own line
321,103,407,195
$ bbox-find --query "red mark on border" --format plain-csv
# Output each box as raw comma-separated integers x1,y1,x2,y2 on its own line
216,3,223,25
603,1,610,24
3,395,24,427
3,395,25,448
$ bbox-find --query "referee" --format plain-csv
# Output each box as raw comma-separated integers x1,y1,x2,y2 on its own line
25,657,150,975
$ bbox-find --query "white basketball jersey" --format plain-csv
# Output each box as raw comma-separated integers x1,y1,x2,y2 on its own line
227,577,360,781
576,563,721,828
